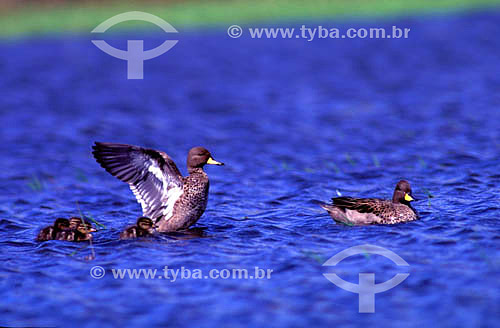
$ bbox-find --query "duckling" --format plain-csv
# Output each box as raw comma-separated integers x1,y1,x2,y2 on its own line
320,180,419,225
55,221,95,241
36,218,70,241
69,217,83,229
120,217,155,240
68,217,97,232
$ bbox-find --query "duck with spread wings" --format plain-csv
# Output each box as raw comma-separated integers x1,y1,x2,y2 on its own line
92,142,224,232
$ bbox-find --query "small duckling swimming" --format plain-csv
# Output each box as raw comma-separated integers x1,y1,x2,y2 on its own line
320,180,419,225
68,217,97,232
36,218,70,241
55,221,96,242
120,217,155,240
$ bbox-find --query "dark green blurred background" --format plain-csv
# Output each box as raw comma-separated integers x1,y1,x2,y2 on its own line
1,0,500,38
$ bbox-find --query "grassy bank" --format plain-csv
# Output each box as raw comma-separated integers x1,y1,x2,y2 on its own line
1,0,499,38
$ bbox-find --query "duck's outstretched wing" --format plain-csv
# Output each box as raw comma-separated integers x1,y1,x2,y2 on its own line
332,197,386,216
92,142,184,221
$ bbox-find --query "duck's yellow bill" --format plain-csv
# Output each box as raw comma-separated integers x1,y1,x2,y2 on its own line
404,193,415,202
207,157,224,165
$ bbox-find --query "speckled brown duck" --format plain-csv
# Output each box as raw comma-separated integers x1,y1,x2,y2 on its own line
92,142,224,232
320,180,419,225
36,218,70,241
120,217,155,239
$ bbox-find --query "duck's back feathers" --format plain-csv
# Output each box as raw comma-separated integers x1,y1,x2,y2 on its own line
55,230,92,242
92,142,184,221
36,218,71,241
36,226,54,241
331,197,386,216
120,226,139,240
119,226,153,239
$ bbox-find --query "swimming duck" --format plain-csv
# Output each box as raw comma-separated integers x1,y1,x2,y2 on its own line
320,180,418,225
55,221,95,241
36,218,70,241
120,217,155,239
92,142,224,232
68,217,97,232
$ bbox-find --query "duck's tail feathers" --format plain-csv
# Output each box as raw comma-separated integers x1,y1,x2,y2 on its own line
319,203,336,212
317,202,354,225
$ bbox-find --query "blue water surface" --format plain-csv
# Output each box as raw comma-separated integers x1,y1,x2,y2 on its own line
0,11,499,328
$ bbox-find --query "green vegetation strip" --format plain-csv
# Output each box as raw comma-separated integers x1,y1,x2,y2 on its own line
1,0,499,38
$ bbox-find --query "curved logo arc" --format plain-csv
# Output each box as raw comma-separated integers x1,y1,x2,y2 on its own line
91,11,179,79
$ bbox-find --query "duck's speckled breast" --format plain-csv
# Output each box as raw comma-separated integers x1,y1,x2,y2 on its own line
158,171,210,231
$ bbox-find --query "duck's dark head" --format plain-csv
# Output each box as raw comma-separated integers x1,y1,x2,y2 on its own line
54,218,70,231
70,217,97,232
392,180,416,205
137,217,154,233
69,217,83,229
74,224,93,241
187,146,224,172
77,222,96,234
